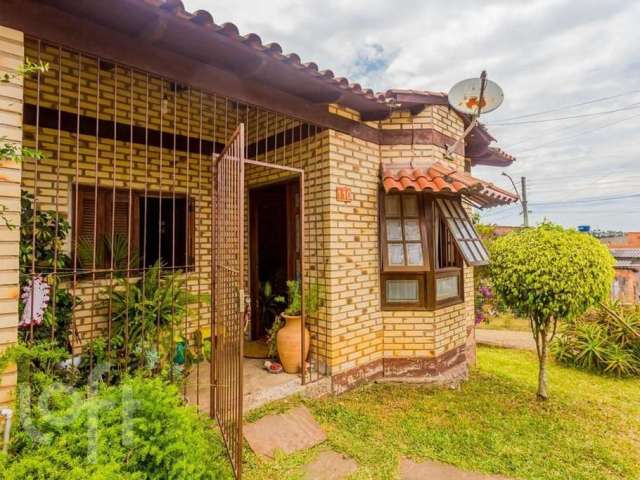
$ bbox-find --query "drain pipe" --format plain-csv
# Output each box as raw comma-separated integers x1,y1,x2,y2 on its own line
1,408,13,453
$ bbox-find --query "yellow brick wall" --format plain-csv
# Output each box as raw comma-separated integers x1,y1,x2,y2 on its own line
379,106,466,168
324,130,383,374
0,26,24,405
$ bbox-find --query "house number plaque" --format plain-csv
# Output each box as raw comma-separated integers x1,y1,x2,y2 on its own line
336,186,353,203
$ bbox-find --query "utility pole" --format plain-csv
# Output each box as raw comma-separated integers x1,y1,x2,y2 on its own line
521,176,529,227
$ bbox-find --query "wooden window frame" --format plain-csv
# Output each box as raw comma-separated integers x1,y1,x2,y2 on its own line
72,184,196,274
433,268,464,308
381,272,426,310
380,191,430,273
380,192,466,311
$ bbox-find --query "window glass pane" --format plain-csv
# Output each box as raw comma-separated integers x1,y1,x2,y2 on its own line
406,243,424,266
385,195,401,217
388,244,405,265
436,198,489,266
457,240,474,264
386,219,403,241
402,195,418,217
386,279,419,303
436,275,459,301
403,219,421,241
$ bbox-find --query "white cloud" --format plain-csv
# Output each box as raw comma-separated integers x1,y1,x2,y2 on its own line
184,0,640,230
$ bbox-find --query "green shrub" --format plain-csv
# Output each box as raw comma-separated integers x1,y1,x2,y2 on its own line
19,191,78,350
283,280,323,316
0,377,231,479
100,261,208,383
552,303,640,376
489,223,615,399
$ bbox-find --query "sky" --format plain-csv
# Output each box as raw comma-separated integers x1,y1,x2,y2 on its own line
184,0,640,231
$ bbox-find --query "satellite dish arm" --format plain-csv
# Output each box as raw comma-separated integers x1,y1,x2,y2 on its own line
446,70,487,158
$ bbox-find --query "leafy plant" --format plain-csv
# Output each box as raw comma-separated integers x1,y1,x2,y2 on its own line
77,232,139,276
1,59,49,229
101,261,208,382
552,302,640,377
259,282,286,359
283,280,323,316
490,222,615,399
266,315,283,360
1,377,230,479
18,191,78,351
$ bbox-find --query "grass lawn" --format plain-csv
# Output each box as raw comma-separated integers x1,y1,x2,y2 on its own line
242,347,640,480
477,311,531,331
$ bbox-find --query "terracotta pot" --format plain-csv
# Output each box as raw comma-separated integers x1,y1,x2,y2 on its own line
276,314,310,373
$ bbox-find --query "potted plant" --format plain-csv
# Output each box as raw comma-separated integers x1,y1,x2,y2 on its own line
276,280,322,373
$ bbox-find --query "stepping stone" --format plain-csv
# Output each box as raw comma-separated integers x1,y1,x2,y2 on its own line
244,406,327,458
399,458,513,480
303,450,358,480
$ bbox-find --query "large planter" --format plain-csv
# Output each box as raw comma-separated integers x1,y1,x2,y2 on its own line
276,314,310,374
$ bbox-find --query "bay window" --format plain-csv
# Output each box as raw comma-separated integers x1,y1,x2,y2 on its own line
380,192,488,310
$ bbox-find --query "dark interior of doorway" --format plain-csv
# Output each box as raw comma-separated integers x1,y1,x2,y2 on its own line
249,179,300,344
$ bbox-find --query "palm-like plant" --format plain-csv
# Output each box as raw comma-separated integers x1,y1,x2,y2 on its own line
573,323,607,370
553,303,640,377
602,344,639,376
103,261,207,379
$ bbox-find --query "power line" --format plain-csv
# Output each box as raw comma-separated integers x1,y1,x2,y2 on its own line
515,111,640,154
488,89,640,123
487,102,640,126
529,192,640,207
525,169,639,185
528,176,640,190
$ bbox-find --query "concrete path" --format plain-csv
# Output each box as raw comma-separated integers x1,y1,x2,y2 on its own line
476,329,536,351
400,458,513,480
244,406,326,458
303,451,358,480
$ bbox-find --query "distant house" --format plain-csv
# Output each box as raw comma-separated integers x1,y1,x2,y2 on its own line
599,232,640,304
610,249,640,304
489,225,521,238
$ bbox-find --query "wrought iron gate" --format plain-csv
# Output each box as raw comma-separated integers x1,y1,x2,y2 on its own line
213,124,245,478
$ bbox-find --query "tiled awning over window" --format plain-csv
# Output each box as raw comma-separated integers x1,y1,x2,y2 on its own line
381,161,518,209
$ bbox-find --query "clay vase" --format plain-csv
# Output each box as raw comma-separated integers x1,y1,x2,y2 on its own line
276,314,310,374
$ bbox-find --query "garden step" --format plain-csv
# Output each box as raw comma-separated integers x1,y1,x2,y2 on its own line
399,458,513,480
243,406,326,458
303,450,358,480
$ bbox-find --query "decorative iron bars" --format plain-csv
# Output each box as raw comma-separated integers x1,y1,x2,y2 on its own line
213,124,245,477
18,35,330,477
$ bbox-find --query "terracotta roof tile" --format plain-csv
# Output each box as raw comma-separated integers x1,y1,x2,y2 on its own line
382,161,518,209
140,0,388,104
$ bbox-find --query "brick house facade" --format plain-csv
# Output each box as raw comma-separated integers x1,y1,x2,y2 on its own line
0,1,516,407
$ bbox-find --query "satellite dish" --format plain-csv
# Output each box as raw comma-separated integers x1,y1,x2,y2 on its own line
444,71,504,157
448,73,504,115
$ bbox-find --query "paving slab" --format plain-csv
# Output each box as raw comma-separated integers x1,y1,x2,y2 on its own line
303,450,358,480
475,329,536,351
244,406,327,458
400,458,513,480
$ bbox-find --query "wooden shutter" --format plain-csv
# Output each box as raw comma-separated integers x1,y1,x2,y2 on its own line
74,185,106,270
75,185,98,245
103,189,140,253
74,185,139,271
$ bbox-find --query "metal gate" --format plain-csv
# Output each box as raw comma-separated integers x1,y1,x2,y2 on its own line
213,124,245,478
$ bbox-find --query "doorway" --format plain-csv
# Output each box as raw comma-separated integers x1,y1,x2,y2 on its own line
249,179,301,343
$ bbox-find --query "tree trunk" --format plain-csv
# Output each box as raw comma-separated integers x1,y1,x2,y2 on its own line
536,329,548,401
